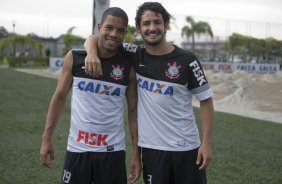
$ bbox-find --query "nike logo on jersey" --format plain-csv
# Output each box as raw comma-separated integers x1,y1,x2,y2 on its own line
77,80,121,96
137,78,174,96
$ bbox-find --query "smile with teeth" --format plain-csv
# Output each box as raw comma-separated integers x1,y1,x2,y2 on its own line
146,30,160,37
106,39,117,44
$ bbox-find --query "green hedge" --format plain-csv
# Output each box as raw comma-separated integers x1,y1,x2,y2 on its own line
7,56,49,67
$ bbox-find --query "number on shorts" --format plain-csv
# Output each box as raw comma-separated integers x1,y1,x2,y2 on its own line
62,170,72,183
147,174,152,184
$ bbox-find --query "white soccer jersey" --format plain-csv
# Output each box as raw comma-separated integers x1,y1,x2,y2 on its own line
67,50,132,152
136,74,213,151
121,43,213,151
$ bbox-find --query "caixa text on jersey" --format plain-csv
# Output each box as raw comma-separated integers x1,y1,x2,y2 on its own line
77,81,121,96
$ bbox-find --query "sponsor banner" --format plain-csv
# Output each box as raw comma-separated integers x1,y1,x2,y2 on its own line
49,57,64,69
201,62,280,73
218,63,233,72
201,62,215,71
201,62,233,72
234,63,279,73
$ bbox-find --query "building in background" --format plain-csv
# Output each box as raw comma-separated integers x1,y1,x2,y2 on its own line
0,33,84,58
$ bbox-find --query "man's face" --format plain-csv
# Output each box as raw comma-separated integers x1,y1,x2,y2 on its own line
137,10,168,46
98,15,127,52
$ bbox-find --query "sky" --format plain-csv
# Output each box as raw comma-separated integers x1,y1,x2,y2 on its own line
1,0,282,45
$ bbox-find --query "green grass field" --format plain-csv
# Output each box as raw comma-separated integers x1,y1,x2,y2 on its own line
0,68,282,184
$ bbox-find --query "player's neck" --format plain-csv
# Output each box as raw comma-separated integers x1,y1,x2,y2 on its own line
145,41,174,56
97,47,117,59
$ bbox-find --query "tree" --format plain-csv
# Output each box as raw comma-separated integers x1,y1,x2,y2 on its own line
0,26,9,37
226,33,282,63
264,38,281,63
248,37,265,63
181,16,213,52
0,35,41,56
62,26,84,55
225,33,248,62
124,25,143,45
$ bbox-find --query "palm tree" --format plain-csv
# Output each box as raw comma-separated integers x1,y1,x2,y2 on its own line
181,16,213,52
62,26,84,55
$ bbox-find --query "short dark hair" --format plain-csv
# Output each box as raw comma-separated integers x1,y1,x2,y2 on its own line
135,2,171,27
101,7,128,25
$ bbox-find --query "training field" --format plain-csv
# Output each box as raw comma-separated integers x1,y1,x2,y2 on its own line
0,68,282,184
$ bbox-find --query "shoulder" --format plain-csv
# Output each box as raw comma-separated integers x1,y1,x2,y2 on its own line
168,46,201,69
61,51,73,73
71,49,87,65
68,49,87,75
173,45,198,62
71,49,87,57
122,42,144,54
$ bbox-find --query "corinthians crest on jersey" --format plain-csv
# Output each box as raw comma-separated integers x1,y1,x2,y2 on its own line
165,62,182,79
111,64,124,80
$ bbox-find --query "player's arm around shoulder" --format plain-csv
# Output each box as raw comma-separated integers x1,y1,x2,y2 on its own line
40,50,73,168
197,97,214,170
84,35,102,77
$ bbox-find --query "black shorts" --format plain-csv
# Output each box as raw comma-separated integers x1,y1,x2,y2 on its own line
61,151,127,184
142,148,207,184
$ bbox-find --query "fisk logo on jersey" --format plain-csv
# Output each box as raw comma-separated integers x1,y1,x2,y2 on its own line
77,130,108,146
111,64,124,80
189,60,206,86
165,62,182,79
77,81,121,96
137,78,174,96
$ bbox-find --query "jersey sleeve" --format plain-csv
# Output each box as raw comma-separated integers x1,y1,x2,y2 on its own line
186,56,213,101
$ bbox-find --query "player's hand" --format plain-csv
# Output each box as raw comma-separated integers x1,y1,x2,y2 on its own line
40,139,55,168
129,152,142,183
196,143,212,170
84,52,102,77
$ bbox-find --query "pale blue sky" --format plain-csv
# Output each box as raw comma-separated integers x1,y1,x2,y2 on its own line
1,0,281,44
